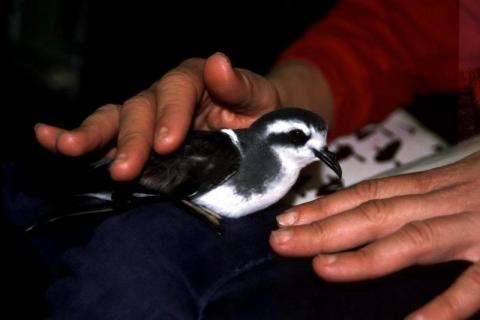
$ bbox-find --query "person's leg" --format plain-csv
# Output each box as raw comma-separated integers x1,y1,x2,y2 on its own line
2,161,469,319
45,201,468,320
2,160,284,318
45,202,281,319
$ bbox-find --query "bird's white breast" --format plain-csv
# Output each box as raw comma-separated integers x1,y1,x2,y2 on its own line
192,156,301,218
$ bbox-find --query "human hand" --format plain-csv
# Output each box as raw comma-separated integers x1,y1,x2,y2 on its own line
270,151,480,319
34,53,280,180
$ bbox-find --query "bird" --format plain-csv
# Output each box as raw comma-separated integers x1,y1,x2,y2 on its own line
25,107,341,233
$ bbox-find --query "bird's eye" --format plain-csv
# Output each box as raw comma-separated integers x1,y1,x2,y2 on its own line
287,129,309,145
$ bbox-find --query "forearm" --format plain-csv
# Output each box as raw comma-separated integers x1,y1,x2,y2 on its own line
275,0,459,139
268,60,334,127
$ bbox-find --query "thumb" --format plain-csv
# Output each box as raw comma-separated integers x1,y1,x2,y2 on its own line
203,52,279,116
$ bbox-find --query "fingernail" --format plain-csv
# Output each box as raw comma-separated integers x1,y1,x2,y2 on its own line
155,126,169,141
34,123,43,131
271,228,293,244
276,211,298,227
214,52,231,65
315,254,337,265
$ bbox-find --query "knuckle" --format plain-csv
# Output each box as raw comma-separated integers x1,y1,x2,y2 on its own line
123,96,153,111
356,247,377,266
152,79,164,93
412,172,436,193
119,131,147,147
357,199,390,226
352,179,381,199
159,69,201,97
400,221,436,248
311,199,331,214
437,295,463,317
310,221,328,241
465,264,480,288
96,103,118,113
162,68,196,84
160,69,189,83
179,57,204,68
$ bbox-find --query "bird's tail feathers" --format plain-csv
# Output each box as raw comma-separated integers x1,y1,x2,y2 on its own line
24,190,167,234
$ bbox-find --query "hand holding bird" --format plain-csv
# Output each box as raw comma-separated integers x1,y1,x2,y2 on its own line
28,107,340,232
34,53,334,182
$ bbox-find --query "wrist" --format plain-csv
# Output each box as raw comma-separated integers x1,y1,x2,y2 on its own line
268,60,334,125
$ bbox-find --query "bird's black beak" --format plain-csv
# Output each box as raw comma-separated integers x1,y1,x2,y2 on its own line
313,148,342,178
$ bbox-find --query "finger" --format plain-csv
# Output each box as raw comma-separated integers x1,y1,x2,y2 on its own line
34,123,67,153
271,185,469,256
311,214,474,282
35,104,120,156
406,262,480,320
203,52,278,118
196,104,259,131
111,92,156,181
57,104,120,156
152,58,204,154
276,166,468,227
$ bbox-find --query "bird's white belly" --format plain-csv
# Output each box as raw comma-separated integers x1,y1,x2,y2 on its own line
192,170,299,218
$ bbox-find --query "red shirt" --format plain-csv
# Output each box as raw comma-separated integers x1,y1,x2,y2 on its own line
278,0,460,139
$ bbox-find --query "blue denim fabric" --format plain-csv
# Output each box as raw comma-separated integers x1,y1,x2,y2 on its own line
47,203,282,319
2,162,471,319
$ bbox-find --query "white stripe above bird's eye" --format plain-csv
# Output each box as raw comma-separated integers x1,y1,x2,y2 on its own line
264,120,310,136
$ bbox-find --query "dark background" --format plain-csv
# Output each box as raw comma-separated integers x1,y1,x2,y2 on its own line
2,1,472,318
2,0,338,317
3,0,338,162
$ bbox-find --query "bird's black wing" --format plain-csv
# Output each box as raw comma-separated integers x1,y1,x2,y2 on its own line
138,130,241,198
24,131,240,234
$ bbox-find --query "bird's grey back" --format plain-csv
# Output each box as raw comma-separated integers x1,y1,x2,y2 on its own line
139,131,242,198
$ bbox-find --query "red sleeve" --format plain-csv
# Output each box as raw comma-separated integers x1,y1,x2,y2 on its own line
277,0,459,139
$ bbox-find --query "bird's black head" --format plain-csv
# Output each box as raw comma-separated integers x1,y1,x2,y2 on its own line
251,107,327,135
247,107,341,178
